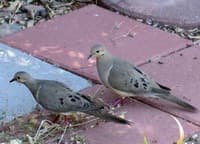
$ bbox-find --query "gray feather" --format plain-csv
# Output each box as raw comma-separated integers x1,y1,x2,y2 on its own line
10,71,131,125
90,44,196,111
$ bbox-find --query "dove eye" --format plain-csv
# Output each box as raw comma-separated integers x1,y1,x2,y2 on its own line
17,76,20,80
96,50,100,53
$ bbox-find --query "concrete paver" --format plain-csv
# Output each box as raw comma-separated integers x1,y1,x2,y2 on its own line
80,85,200,144
139,46,200,125
0,5,192,82
101,0,200,29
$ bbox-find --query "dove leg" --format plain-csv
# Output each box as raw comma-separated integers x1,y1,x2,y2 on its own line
53,114,60,123
112,97,129,107
52,114,70,124
62,116,70,124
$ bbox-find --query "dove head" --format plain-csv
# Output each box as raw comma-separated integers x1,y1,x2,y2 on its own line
10,71,33,84
88,44,108,59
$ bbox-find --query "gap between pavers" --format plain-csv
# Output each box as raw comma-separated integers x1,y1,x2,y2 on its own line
79,85,200,144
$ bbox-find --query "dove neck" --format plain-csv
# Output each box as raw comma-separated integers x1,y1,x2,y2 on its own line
24,78,38,96
97,52,113,67
96,53,114,85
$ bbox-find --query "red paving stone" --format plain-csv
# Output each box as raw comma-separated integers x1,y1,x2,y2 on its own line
80,85,199,144
139,46,200,126
0,5,192,82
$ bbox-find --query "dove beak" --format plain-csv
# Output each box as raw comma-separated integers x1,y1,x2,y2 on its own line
9,78,16,83
87,54,93,60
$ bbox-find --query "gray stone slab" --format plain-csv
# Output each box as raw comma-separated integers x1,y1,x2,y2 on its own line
0,43,92,122
102,0,200,29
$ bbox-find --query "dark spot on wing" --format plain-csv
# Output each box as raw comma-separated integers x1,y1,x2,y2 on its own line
134,80,139,88
143,83,148,89
134,83,139,88
140,78,146,82
66,87,72,91
69,95,72,98
80,94,92,103
130,78,133,83
134,67,143,74
59,98,64,105
74,96,80,100
156,82,171,91
143,83,147,87
71,98,76,102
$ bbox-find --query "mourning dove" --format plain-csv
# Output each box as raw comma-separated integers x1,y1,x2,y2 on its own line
88,44,196,111
10,71,131,125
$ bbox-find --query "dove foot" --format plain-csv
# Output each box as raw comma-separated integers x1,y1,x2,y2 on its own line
53,114,60,123
53,115,70,124
112,97,129,107
62,116,70,124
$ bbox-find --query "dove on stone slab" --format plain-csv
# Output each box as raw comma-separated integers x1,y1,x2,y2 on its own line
10,71,131,125
88,44,197,111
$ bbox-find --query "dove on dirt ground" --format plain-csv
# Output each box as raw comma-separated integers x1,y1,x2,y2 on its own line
10,71,131,125
88,44,197,111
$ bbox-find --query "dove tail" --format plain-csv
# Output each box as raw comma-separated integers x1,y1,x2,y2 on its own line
87,108,131,125
156,94,197,111
98,113,131,125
